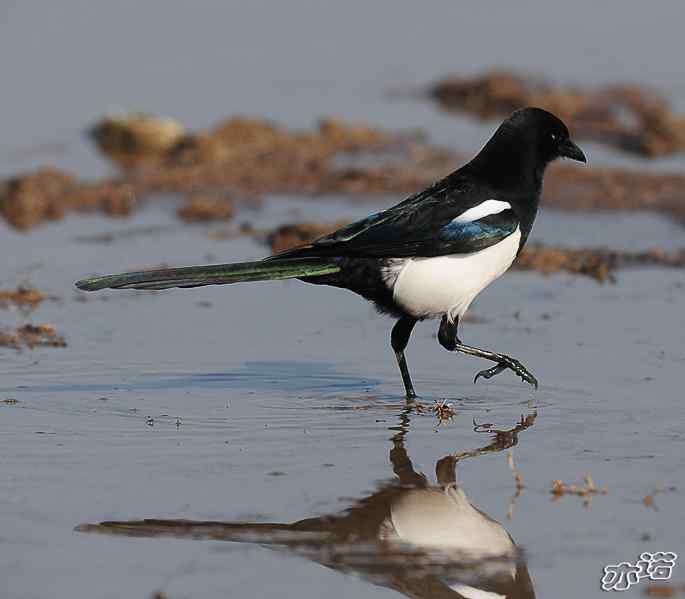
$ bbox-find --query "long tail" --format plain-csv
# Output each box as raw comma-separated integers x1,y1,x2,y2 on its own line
75,258,340,291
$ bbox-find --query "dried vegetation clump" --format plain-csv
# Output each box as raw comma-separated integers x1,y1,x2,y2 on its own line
550,474,608,508
0,167,136,230
432,399,456,424
89,114,685,227
176,193,235,223
90,113,185,165
644,583,685,597
267,221,348,254
0,324,67,350
0,287,48,309
428,70,685,156
515,245,685,282
4,106,685,232
544,163,685,225
0,116,450,230
127,116,445,197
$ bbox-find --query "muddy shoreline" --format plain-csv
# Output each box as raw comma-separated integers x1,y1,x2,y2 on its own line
3,109,685,233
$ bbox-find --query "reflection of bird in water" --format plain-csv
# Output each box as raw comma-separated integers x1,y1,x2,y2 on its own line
78,408,537,599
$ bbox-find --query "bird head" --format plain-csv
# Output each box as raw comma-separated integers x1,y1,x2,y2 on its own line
514,106,587,165
467,106,586,188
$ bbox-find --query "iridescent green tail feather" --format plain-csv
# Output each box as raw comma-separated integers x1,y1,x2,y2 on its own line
75,258,340,291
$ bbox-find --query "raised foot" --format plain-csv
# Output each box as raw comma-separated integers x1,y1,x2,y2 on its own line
473,355,538,389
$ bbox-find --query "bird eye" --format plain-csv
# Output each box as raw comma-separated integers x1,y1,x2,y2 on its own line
550,133,558,141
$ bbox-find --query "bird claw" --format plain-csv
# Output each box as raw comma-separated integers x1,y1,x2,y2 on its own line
473,356,538,389
473,364,507,384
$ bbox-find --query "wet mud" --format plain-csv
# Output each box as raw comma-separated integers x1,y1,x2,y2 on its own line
4,113,685,233
0,118,447,230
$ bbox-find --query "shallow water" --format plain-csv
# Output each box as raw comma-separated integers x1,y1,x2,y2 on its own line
2,2,685,598
2,198,684,598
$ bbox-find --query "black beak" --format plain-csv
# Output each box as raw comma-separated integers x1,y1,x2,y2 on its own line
558,138,587,163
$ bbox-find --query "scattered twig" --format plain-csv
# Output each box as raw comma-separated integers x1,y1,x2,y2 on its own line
506,451,525,520
432,399,456,425
642,485,677,511
551,474,608,509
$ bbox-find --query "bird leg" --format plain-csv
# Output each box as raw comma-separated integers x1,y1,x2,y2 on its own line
391,317,418,399
437,315,538,389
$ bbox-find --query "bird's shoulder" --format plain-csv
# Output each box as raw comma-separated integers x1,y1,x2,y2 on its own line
321,172,514,239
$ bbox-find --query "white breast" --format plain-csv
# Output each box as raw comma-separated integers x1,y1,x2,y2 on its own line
380,486,517,593
448,584,507,599
389,227,521,321
387,486,515,557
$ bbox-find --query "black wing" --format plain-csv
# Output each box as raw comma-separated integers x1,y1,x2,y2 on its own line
270,176,520,259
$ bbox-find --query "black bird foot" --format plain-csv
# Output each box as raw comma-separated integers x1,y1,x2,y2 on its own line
474,356,538,389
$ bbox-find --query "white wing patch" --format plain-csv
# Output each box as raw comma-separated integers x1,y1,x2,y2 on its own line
452,199,511,223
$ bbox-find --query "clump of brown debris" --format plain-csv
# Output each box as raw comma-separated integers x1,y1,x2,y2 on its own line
544,163,685,226
0,167,136,230
551,474,608,508
4,108,685,232
90,113,185,165
267,221,348,254
0,116,447,231
99,114,427,184
0,324,67,350
428,70,685,156
432,399,456,424
516,245,685,283
644,583,685,597
0,287,47,310
176,193,235,223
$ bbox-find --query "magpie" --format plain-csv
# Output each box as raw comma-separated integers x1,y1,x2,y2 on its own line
76,107,586,398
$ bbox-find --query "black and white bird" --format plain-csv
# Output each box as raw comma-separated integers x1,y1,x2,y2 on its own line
76,107,586,398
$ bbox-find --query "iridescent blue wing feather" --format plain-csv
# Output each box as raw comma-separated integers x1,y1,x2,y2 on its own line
270,175,520,259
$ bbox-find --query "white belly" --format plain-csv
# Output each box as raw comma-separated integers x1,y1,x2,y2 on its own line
389,228,521,321
386,486,516,556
